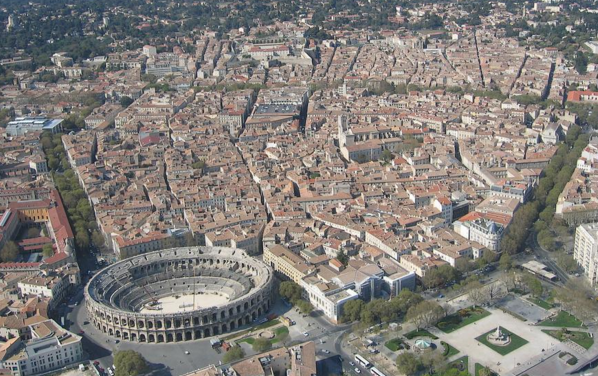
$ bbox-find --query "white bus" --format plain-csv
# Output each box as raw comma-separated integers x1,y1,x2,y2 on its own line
354,354,371,368
370,367,386,376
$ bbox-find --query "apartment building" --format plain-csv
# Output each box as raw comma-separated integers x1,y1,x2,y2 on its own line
574,223,598,286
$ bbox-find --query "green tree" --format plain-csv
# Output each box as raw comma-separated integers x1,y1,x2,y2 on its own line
342,299,365,322
1,241,19,262
575,51,588,75
478,366,493,376
381,149,393,163
252,338,272,352
120,96,134,107
337,249,349,266
296,299,313,314
396,352,421,376
91,230,105,248
279,281,303,304
499,253,512,271
114,350,148,376
223,346,245,363
42,244,54,257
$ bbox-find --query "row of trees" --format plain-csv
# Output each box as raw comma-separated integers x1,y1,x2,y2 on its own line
41,132,105,252
396,351,471,376
501,125,588,254
342,289,424,326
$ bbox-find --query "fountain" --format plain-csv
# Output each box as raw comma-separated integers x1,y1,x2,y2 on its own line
487,326,511,346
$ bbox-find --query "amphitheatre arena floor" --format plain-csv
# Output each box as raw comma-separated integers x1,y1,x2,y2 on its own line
139,292,230,314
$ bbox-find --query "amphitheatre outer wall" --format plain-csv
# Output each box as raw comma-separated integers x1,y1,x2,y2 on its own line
84,246,273,344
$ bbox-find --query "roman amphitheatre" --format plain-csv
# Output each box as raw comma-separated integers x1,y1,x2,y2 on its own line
84,246,273,343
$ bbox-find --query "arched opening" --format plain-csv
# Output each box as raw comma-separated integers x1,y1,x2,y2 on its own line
147,321,153,329
221,324,227,333
176,333,183,342
244,302,249,310
102,326,107,333
204,328,210,337
139,334,146,342
258,307,262,316
195,330,202,339
193,317,199,325
230,321,236,330
165,319,172,329
252,312,257,321
116,330,121,338
156,321,163,329
175,319,181,328
220,311,226,319
108,328,113,336
157,334,164,343
238,318,243,327
137,320,145,329
166,333,173,343
128,319,135,328
149,334,155,343
131,333,137,342
213,326,219,335
123,332,129,340
114,318,119,325
185,331,192,341
245,316,250,325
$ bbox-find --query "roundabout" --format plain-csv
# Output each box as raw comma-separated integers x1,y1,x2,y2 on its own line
85,246,273,344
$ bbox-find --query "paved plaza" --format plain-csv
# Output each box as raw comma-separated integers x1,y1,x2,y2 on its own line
433,308,559,375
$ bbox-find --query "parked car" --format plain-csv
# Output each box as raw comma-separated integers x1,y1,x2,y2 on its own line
354,368,361,374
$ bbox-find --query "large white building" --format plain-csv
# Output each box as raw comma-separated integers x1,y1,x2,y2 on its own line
574,223,598,286
0,319,83,376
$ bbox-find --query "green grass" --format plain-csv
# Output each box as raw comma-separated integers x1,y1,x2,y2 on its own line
528,297,553,310
539,311,586,328
542,329,594,349
237,337,255,345
385,338,402,351
475,363,497,376
271,326,289,344
254,318,281,330
442,341,460,358
476,328,529,355
404,329,439,339
436,307,491,333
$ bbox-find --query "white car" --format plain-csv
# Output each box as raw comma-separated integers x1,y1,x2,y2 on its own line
185,351,190,355
323,349,330,354
354,368,361,374
349,361,355,366
303,332,309,336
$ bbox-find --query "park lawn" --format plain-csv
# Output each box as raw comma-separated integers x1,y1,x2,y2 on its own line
539,311,586,328
437,307,491,333
443,342,460,358
404,329,439,340
254,319,281,330
385,338,401,351
476,328,529,355
542,330,594,350
475,363,498,376
528,297,553,310
237,337,255,345
271,326,289,344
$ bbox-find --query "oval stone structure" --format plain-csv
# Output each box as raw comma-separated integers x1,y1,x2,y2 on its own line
85,247,273,344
